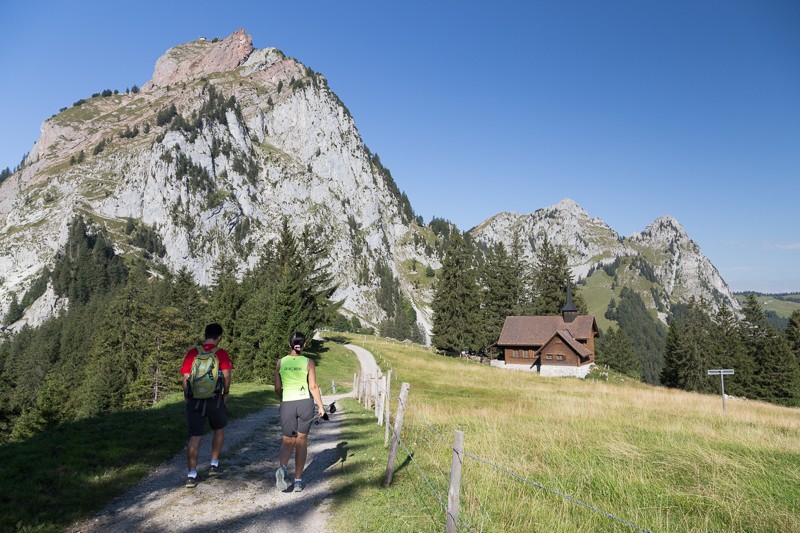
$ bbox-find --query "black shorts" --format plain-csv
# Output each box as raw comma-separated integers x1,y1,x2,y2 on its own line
279,398,315,437
186,397,228,437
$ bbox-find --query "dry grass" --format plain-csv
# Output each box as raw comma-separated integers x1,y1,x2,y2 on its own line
329,334,800,532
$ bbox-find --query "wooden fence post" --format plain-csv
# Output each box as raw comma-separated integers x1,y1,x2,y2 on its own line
384,370,392,446
353,373,358,398
373,373,381,418
446,430,465,533
383,382,410,487
377,375,386,425
331,379,336,395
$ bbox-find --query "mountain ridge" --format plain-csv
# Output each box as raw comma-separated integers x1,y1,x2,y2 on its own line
0,29,739,338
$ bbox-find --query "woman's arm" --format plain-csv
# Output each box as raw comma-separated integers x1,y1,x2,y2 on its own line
307,359,325,417
274,359,283,401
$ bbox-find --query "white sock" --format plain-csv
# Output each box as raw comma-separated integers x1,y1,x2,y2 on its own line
295,478,302,483
210,460,219,467
188,470,198,478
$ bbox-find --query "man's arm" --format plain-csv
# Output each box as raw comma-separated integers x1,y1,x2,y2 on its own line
221,369,231,404
182,374,190,402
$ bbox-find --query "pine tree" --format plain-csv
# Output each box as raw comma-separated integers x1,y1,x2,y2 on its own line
530,235,569,316
3,294,24,325
207,256,245,358
660,318,683,388
478,242,521,353
785,310,800,365
712,305,751,397
75,273,152,417
596,326,642,378
753,331,800,406
125,304,189,408
616,287,666,385
431,231,481,354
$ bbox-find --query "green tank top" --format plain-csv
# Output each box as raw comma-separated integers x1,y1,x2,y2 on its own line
279,355,310,401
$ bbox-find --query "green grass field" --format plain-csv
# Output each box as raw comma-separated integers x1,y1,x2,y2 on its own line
735,293,800,319
0,383,276,532
4,336,798,532
327,335,800,532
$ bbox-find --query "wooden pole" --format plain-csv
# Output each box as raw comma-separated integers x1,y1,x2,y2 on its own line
353,373,357,398
373,374,380,418
383,382,410,487
446,430,465,533
377,374,386,425
331,379,336,395
384,370,392,446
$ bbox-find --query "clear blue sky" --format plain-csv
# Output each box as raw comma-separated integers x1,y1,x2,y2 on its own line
1,1,798,293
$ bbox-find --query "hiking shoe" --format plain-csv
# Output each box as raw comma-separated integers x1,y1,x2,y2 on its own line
275,465,289,490
294,480,305,492
208,465,221,477
185,475,198,489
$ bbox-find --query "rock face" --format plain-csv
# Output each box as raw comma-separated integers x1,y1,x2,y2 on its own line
470,199,740,315
144,29,254,90
0,29,737,337
0,29,438,337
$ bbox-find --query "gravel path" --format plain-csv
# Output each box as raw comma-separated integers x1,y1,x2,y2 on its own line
69,344,376,533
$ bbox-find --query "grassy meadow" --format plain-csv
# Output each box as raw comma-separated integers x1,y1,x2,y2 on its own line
326,334,800,532
734,293,800,319
3,334,798,532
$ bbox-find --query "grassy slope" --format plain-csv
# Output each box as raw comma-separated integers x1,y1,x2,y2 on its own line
0,338,360,532
735,293,800,319
327,335,800,532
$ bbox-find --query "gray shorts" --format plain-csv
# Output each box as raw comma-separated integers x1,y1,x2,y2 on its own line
279,398,315,437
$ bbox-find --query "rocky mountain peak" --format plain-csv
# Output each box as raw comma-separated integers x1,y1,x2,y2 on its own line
631,214,689,247
143,28,254,91
552,197,587,217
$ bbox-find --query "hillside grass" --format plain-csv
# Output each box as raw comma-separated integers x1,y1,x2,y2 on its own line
735,293,800,319
0,383,276,532
0,338,359,532
327,334,800,532
581,269,616,332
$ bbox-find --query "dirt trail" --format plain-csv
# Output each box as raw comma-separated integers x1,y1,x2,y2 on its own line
69,344,377,533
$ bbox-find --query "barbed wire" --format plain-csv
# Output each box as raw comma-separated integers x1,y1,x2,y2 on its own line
365,355,650,533
462,450,653,533
389,409,478,533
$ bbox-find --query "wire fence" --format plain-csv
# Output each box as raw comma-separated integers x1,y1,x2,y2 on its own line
355,361,653,533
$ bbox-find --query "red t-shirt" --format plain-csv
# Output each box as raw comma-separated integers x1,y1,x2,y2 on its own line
180,343,234,374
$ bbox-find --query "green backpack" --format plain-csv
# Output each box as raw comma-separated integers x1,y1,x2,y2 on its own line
189,346,223,400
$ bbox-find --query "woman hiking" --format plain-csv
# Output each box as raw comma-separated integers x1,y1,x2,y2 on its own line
274,331,326,492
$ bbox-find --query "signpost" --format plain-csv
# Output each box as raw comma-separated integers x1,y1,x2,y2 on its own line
707,369,735,414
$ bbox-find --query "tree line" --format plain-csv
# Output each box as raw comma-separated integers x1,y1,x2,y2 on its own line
0,216,339,443
431,228,586,355
430,226,800,406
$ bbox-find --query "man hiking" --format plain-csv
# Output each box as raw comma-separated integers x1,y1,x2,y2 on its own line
274,331,326,492
180,323,233,488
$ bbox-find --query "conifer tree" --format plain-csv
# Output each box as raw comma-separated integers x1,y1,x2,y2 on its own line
478,242,521,352
785,310,800,365
530,235,569,316
712,305,751,397
596,326,642,378
3,294,24,325
207,256,245,358
125,304,189,407
76,272,153,417
615,287,666,384
431,231,481,354
753,331,800,406
660,318,683,388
